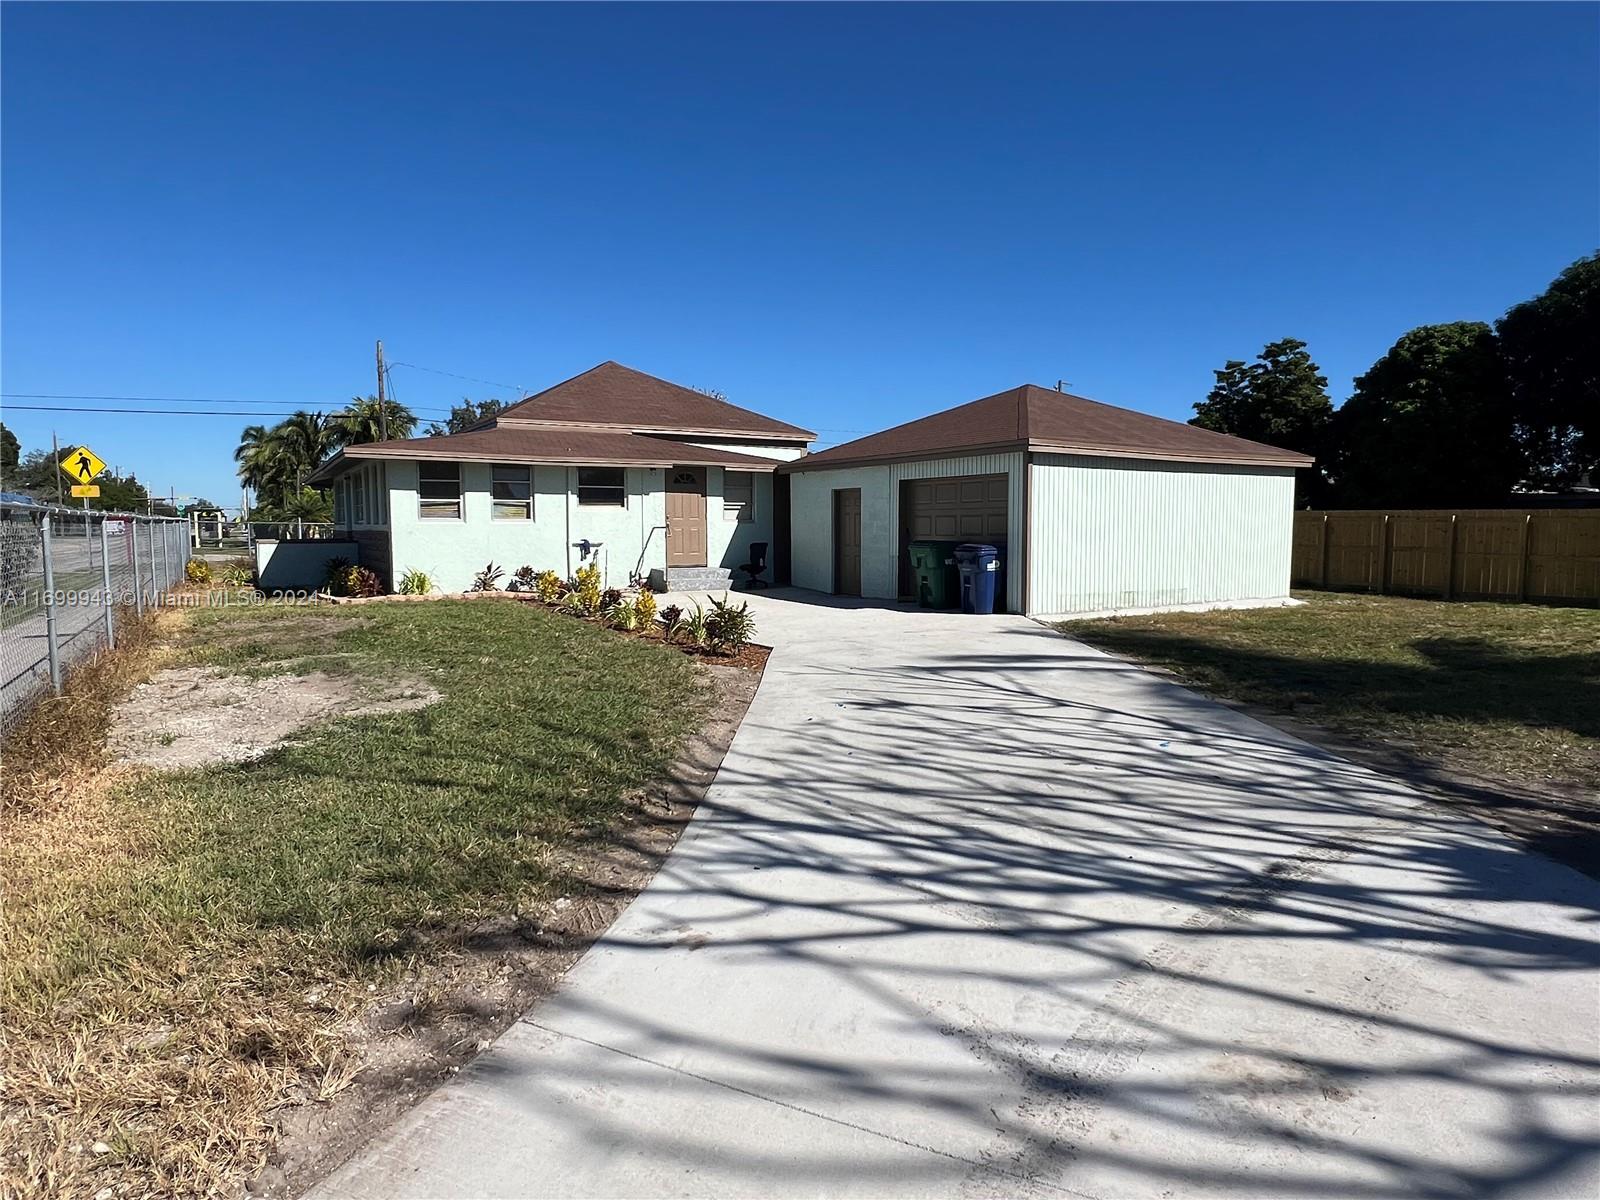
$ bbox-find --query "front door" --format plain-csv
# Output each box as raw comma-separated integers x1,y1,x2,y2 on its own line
834,487,862,596
666,466,708,567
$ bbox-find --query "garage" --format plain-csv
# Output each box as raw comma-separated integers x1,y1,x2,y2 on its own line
898,473,1007,598
781,381,1311,617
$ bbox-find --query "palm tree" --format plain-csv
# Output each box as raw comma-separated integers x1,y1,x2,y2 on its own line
334,395,417,446
272,411,338,493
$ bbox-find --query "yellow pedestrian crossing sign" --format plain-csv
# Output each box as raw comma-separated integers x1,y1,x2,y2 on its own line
60,445,107,484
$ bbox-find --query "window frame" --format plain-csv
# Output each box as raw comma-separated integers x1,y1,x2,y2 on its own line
491,463,534,521
723,470,755,522
577,466,627,508
417,461,463,520
353,469,367,525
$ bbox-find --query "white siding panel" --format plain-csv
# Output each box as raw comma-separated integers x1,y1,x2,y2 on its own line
788,453,1024,609
1028,453,1296,616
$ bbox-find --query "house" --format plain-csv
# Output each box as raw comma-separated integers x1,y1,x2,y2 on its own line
779,384,1313,618
308,362,814,592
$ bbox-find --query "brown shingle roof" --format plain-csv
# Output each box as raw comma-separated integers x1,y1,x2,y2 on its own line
308,426,782,484
495,361,815,441
787,384,1314,469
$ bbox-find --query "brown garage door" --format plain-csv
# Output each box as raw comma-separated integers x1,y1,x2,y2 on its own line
899,473,1008,598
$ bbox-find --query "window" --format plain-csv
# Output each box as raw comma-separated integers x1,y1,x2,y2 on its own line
492,464,533,520
577,467,626,507
353,471,367,524
418,461,462,519
334,479,347,525
724,471,754,522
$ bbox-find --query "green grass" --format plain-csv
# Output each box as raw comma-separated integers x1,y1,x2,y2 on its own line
2,598,710,1197
1056,592,1600,794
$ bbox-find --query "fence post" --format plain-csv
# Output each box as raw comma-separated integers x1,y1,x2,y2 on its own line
41,515,63,695
1444,514,1457,600
99,518,115,648
1517,513,1532,602
158,519,170,595
1378,514,1392,594
1318,513,1329,588
145,520,158,604
130,519,145,615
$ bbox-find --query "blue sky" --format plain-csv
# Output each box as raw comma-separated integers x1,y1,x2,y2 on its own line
3,2,1595,507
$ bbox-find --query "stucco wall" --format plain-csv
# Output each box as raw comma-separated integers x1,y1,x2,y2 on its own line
255,539,359,591
1027,453,1297,617
380,460,773,592
787,452,1025,609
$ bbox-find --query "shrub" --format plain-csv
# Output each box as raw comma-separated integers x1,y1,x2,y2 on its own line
606,597,640,631
634,587,658,627
568,562,602,616
346,566,384,598
705,592,756,655
323,557,354,595
601,587,623,610
397,568,432,595
219,560,253,588
659,604,684,642
510,565,537,592
184,558,213,585
683,599,711,648
533,569,564,604
470,562,505,592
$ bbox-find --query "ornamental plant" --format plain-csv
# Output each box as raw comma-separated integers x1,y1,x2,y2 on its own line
470,561,505,592
184,558,213,585
705,592,756,655
633,587,658,628
533,569,564,604
510,565,537,592
397,568,432,595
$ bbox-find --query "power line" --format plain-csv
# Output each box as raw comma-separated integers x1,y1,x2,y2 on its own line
1,404,454,418
388,361,529,395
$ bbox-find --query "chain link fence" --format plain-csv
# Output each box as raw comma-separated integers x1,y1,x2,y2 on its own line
1,501,192,733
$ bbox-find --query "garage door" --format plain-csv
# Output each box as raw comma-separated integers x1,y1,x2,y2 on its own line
899,473,1008,597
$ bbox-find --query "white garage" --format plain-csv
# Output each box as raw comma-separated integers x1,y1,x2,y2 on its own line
780,383,1311,618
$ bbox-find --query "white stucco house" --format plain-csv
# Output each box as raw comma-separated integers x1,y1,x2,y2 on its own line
780,383,1314,618
308,362,813,593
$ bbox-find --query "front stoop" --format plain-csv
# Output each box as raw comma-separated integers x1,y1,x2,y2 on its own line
661,566,735,593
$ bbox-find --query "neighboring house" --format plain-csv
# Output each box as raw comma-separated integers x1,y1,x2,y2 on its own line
780,384,1313,617
308,362,814,592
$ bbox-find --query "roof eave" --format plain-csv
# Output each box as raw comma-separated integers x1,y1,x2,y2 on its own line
327,442,779,472
1026,439,1315,468
779,439,1028,473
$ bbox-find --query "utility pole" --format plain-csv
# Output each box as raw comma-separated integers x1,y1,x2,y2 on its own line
375,339,389,442
51,432,64,505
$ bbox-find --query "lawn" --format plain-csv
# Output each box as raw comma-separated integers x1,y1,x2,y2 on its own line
1056,593,1599,867
1,598,709,1199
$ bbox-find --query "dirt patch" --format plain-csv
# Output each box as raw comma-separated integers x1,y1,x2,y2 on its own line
246,660,760,1198
107,667,440,769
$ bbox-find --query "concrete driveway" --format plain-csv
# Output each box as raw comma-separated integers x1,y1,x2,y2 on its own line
316,590,1600,1200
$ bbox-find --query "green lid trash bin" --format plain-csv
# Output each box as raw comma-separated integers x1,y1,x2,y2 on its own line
908,540,962,608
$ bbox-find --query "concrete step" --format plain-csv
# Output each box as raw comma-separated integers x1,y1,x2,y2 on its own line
661,567,735,593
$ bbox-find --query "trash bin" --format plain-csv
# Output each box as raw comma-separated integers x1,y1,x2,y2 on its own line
907,540,962,608
953,543,1001,615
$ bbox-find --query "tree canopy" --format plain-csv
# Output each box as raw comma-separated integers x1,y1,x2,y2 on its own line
1327,322,1518,508
1190,338,1332,503
1496,252,1598,490
427,397,506,437
0,423,19,476
336,395,417,445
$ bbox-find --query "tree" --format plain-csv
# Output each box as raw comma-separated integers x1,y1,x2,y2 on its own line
335,394,417,445
1327,322,1518,508
1191,338,1333,503
427,398,505,437
270,411,337,494
0,423,19,477
1496,252,1599,490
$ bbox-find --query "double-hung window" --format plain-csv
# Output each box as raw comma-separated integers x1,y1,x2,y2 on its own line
418,462,462,519
353,472,367,524
492,464,533,520
723,471,754,522
577,467,626,507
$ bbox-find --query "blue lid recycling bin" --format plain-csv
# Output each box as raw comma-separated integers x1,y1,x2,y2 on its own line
953,543,1001,615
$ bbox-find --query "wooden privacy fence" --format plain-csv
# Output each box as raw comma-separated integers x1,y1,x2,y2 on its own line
1292,509,1600,606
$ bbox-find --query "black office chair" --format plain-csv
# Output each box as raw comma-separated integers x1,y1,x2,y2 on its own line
738,542,770,589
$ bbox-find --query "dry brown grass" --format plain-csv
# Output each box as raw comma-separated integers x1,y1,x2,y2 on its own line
1,596,705,1199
